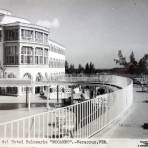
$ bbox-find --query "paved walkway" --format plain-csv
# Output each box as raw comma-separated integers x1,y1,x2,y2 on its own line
0,94,47,103
93,86,148,138
0,107,49,124
0,94,51,124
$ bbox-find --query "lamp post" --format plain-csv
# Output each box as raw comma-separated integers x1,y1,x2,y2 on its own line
47,86,50,110
57,85,59,106
26,86,30,111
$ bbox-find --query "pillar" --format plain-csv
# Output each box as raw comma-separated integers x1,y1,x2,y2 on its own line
28,92,30,111
47,86,50,110
26,86,30,111
33,47,35,64
17,86,22,96
93,86,96,98
71,86,73,104
57,85,59,105
32,86,35,95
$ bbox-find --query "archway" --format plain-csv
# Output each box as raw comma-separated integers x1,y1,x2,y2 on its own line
23,73,32,79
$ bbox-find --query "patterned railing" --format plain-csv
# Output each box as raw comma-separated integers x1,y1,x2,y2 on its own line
0,75,133,138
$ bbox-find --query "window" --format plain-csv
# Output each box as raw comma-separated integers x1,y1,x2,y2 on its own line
4,28,19,41
7,73,16,78
44,48,48,64
21,29,33,41
21,46,33,64
49,44,65,55
35,47,43,64
35,31,43,43
6,87,17,95
44,33,48,44
48,58,65,68
4,46,18,65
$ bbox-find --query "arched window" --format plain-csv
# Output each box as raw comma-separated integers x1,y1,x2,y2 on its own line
7,73,16,78
23,73,32,79
36,72,43,82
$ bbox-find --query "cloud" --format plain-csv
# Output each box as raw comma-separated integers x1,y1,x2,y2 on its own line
36,18,60,29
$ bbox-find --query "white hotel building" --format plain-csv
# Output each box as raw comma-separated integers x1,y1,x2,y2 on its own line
0,9,65,96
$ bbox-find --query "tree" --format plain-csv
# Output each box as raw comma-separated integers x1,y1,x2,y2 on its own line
84,63,89,74
129,51,136,64
89,62,95,74
114,50,127,66
84,62,96,74
0,62,7,78
69,64,75,74
127,51,138,74
78,64,84,74
65,61,96,75
138,58,147,74
65,61,69,73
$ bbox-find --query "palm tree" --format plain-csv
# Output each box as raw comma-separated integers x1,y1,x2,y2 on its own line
0,62,7,95
0,62,7,78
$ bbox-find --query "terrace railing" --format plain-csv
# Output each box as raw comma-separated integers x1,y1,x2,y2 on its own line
0,75,133,138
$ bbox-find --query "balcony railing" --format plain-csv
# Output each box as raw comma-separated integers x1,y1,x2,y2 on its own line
0,75,133,138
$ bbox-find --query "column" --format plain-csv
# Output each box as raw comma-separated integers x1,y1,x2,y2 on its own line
94,86,96,98
17,86,22,96
57,85,59,105
33,30,35,42
33,47,35,65
43,48,44,64
19,27,21,41
71,86,73,104
28,91,30,111
19,44,21,65
47,86,50,110
32,86,35,95
26,86,30,111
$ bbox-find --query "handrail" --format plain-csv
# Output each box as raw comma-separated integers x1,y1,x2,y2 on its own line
0,75,133,138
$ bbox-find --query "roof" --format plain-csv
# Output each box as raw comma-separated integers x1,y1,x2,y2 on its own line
0,9,49,32
2,22,49,32
49,39,66,49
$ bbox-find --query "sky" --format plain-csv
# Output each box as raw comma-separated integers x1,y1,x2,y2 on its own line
0,0,148,68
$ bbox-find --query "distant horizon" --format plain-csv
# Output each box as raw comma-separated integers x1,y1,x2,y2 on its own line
66,51,146,69
0,0,148,68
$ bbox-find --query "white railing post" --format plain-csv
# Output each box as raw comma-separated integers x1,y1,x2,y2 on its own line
11,123,13,138
4,125,6,138
33,116,35,138
17,121,19,138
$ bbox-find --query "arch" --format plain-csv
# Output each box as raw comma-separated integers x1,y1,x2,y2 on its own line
23,73,32,79
7,73,16,78
36,72,43,82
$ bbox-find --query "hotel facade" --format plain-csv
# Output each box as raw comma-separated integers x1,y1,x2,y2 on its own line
0,9,65,96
